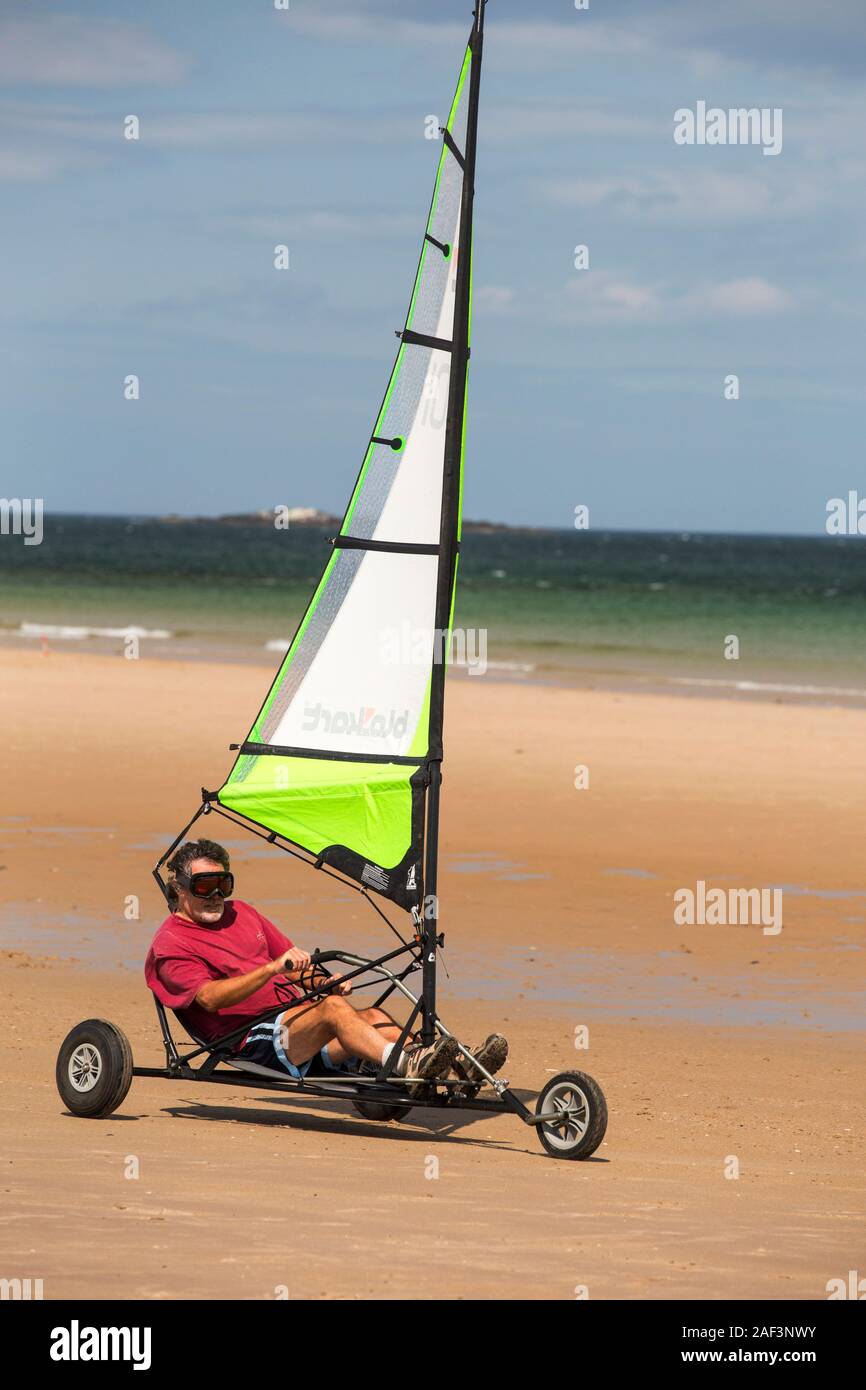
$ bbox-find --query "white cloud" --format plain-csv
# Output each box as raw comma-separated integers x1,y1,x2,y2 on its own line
143,109,426,148
546,169,821,224
31,101,647,153
484,104,658,144
685,277,794,316
292,5,865,82
0,17,188,87
222,207,418,242
287,14,466,48
475,285,515,314
611,0,866,80
561,271,792,323
290,13,655,71
0,103,421,182
486,20,655,72
562,273,663,323
0,147,76,181
0,103,114,181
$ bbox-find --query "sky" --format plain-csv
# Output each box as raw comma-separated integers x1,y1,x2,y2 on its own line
1,0,864,534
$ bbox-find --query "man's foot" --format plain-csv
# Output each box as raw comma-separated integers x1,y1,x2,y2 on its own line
400,1035,459,1098
451,1033,509,1097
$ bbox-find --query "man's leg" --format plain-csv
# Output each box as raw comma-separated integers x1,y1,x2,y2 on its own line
279,997,403,1068
324,1007,407,1065
278,996,458,1097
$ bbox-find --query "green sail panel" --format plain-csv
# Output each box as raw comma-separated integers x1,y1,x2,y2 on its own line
220,753,425,906
218,45,474,910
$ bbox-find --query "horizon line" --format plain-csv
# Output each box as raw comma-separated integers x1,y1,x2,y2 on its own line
38,510,860,543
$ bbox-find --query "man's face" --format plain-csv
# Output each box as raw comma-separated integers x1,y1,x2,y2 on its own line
174,856,231,925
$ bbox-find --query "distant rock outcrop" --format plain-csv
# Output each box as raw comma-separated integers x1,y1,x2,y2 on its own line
159,507,340,527
159,508,535,532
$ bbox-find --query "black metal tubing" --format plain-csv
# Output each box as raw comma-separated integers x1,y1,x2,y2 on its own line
329,536,443,556
399,328,453,353
373,997,421,1082
163,944,423,1067
130,1062,524,1116
234,742,426,767
424,232,450,258
441,128,466,169
201,801,414,950
420,6,486,1043
139,938,534,1121
151,801,210,904
421,762,442,1045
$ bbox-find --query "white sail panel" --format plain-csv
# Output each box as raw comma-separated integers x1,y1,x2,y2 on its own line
373,346,453,546
218,39,477,906
269,550,437,757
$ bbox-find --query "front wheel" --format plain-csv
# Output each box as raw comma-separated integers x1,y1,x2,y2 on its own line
56,1019,133,1118
535,1071,607,1160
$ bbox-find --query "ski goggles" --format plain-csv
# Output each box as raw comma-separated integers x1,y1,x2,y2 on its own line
174,869,234,899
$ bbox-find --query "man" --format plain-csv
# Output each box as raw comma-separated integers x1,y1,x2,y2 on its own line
145,839,507,1098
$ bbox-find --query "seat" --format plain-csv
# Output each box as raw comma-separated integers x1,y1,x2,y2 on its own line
151,993,293,1081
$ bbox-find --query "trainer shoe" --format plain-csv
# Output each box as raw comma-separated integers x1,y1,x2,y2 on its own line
451,1033,509,1098
401,1035,459,1098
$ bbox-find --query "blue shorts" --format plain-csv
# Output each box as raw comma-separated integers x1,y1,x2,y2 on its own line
238,1014,359,1080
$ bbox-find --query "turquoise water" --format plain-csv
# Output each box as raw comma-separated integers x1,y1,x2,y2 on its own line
2,516,865,689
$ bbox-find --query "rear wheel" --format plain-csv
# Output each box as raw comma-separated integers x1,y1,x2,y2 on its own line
56,1019,133,1118
535,1071,607,1160
351,1098,411,1123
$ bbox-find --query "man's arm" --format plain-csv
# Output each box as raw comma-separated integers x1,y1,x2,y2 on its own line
195,947,310,1014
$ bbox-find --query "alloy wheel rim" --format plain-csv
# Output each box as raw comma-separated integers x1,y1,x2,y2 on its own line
540,1082,589,1150
68,1043,102,1092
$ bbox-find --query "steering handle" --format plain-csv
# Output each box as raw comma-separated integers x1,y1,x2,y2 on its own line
309,949,341,968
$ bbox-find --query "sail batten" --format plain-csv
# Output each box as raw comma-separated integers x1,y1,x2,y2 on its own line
218,19,484,912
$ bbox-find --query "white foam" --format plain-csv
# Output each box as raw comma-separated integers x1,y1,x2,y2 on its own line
669,676,866,699
452,657,536,673
16,622,173,641
263,639,536,675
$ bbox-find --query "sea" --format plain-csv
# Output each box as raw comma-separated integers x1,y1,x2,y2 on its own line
2,515,865,702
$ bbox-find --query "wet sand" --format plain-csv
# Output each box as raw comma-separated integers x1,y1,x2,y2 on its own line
0,649,864,1299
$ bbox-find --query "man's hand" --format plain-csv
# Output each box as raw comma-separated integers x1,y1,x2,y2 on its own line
329,971,353,996
195,946,317,1016
271,947,311,979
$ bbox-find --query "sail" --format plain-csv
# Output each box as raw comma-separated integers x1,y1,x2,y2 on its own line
217,22,483,912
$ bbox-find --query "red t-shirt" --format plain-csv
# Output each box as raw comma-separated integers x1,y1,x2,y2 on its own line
144,900,300,1047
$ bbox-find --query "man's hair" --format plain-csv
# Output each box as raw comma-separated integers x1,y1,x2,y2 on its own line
166,839,230,902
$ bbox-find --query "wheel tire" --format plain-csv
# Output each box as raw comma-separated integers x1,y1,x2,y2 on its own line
535,1070,607,1160
56,1019,134,1119
351,1098,411,1123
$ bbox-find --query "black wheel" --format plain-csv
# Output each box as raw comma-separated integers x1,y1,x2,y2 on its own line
351,1098,411,1123
535,1070,607,1160
56,1019,133,1118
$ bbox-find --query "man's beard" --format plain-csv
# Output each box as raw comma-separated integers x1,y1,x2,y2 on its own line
196,899,226,924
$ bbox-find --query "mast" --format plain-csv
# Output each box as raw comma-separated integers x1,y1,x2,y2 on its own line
421,1,486,1042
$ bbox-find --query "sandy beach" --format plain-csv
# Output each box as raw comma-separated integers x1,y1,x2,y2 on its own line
1,648,864,1300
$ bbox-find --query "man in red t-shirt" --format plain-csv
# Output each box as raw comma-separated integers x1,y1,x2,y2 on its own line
145,838,464,1094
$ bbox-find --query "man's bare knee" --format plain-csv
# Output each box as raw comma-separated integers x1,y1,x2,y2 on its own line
359,1007,391,1028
